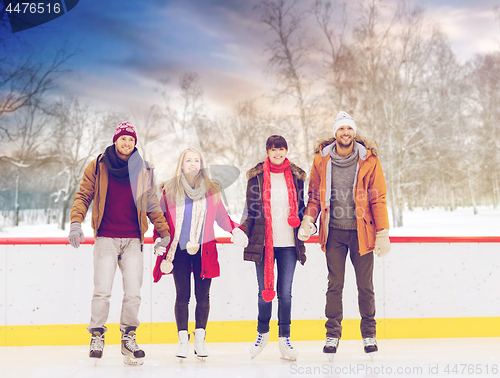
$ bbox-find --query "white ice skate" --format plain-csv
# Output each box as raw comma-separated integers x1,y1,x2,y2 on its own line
249,332,269,359
279,337,298,361
363,337,378,361
176,330,190,359
121,327,145,365
193,328,208,361
323,337,339,362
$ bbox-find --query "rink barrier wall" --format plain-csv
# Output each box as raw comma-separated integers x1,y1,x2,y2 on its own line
1,317,500,347
1,236,499,346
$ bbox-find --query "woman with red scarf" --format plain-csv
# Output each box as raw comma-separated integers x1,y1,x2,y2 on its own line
240,135,307,361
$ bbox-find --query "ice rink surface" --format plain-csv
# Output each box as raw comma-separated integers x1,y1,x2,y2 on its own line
1,338,499,378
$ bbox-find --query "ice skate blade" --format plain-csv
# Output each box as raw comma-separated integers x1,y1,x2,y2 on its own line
280,355,297,362
195,355,207,361
326,353,335,362
368,352,376,362
123,356,144,365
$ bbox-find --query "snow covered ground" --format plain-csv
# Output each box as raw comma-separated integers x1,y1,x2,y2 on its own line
1,206,499,238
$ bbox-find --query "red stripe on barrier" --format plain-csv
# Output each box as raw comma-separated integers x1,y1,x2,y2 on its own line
0,235,500,245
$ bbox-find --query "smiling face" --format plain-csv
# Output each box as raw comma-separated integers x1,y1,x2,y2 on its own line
267,147,288,166
114,135,136,160
182,151,201,176
335,126,355,148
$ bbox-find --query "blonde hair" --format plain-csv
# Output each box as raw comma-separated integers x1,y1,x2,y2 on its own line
163,148,220,203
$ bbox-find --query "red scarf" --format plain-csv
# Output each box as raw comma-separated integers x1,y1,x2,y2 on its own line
261,157,300,302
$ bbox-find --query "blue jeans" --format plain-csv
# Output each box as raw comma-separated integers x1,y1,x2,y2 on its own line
255,246,297,337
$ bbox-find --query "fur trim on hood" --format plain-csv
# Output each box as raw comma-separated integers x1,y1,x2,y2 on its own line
314,134,379,156
246,161,307,181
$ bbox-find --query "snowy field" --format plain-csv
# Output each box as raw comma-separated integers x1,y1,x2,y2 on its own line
1,206,499,238
1,338,499,378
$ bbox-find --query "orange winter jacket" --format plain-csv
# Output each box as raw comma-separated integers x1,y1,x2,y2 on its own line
70,154,170,243
304,136,389,255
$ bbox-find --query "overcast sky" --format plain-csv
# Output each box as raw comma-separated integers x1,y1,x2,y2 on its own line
3,0,500,115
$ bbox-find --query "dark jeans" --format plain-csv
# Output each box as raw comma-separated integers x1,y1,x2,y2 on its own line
172,247,212,331
325,228,375,339
255,246,297,337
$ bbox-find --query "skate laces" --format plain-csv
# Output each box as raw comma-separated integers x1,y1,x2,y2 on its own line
123,332,141,352
325,337,339,348
363,337,377,347
91,334,104,351
283,337,294,350
254,333,265,346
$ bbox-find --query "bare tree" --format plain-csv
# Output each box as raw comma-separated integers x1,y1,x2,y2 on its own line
0,101,55,225
469,53,500,209
131,104,164,161
257,0,315,164
345,1,460,226
196,99,278,214
156,72,206,134
314,0,357,114
50,98,119,230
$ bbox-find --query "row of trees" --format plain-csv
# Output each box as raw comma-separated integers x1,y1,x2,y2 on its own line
253,0,500,225
1,0,500,231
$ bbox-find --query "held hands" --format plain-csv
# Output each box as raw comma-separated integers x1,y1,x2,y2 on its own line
231,228,248,248
298,215,316,241
154,236,171,256
68,222,85,248
373,229,391,257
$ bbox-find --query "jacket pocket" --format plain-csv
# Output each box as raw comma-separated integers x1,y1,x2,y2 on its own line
362,214,376,250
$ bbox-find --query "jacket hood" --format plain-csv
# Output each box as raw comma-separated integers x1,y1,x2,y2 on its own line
246,161,307,181
314,134,379,157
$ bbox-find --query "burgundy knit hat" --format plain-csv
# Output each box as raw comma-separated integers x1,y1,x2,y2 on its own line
113,122,137,144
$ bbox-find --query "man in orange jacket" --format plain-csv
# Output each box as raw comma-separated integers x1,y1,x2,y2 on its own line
299,111,391,359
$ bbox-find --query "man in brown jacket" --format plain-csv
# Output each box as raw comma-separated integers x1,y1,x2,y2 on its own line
298,111,390,360
68,122,170,365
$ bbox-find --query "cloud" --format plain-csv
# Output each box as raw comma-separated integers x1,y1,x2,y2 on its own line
426,3,499,61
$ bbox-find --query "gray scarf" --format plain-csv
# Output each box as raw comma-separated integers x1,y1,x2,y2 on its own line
330,141,359,167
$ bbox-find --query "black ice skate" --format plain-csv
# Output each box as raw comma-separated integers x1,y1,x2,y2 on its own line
89,327,105,359
363,337,378,361
323,337,339,362
121,327,145,365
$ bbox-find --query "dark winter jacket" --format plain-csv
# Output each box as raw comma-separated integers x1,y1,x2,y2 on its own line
240,161,307,265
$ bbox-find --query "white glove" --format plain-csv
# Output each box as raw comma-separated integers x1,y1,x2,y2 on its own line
231,228,248,248
298,215,316,241
68,222,84,248
373,229,390,257
154,236,171,256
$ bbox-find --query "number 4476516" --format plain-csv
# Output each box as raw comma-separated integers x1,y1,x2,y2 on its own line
444,364,498,375
5,2,61,14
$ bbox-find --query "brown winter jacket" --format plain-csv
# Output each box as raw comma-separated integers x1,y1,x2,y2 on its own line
70,154,170,243
305,135,390,255
240,161,307,265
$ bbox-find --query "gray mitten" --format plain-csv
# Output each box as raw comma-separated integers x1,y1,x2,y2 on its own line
154,236,171,256
68,222,84,248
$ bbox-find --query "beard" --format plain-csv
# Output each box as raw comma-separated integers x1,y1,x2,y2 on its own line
336,138,353,148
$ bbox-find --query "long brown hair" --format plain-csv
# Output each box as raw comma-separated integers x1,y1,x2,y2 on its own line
163,148,220,203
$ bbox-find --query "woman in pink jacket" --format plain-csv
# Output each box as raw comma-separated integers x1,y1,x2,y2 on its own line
153,148,247,360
